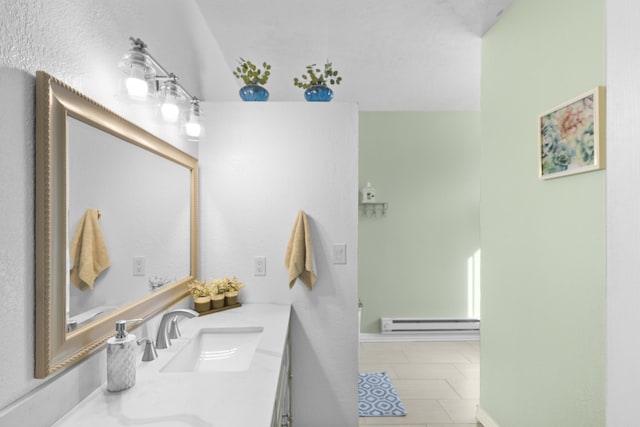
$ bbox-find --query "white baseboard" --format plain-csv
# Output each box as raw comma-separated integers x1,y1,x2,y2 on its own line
477,406,500,427
359,332,479,342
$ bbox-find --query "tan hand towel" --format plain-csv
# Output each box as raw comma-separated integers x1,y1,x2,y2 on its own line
70,209,110,290
285,210,316,290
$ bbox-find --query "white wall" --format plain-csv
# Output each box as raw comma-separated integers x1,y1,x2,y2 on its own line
199,102,360,426
606,1,640,425
0,1,234,425
359,112,481,333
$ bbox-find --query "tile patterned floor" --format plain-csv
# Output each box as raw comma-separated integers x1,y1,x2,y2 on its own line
359,341,482,427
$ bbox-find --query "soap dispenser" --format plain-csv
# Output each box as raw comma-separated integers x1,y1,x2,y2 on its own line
107,320,138,392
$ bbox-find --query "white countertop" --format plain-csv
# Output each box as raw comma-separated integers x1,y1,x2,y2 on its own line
53,303,291,427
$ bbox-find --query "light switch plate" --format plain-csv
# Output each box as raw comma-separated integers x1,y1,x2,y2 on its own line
254,256,266,276
133,256,146,276
333,244,347,264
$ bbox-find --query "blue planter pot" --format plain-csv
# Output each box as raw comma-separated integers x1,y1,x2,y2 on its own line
239,85,269,102
304,84,333,102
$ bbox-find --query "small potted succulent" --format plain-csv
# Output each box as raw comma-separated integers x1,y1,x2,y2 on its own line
188,280,211,313
224,275,245,306
233,57,272,102
210,275,245,306
207,281,226,309
293,61,342,102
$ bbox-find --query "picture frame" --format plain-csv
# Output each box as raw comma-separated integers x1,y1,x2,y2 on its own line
538,86,605,180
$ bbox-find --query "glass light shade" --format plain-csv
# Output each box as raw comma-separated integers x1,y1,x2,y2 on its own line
161,101,180,122
159,81,182,123
185,103,202,138
125,68,149,98
185,120,201,138
118,48,156,100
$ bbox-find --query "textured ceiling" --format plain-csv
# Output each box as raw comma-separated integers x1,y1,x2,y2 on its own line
195,0,514,111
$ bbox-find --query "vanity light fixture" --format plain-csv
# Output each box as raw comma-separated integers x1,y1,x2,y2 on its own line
118,37,204,140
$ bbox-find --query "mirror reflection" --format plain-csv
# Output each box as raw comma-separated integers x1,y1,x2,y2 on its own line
66,118,191,332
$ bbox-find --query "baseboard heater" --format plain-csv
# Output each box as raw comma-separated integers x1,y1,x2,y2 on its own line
380,317,480,334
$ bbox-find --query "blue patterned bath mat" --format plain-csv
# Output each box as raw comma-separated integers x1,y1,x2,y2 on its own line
358,372,407,417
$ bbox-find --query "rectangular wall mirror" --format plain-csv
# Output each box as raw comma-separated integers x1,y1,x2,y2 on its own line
34,71,199,378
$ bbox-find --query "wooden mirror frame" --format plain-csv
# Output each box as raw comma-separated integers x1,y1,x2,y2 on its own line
34,71,198,378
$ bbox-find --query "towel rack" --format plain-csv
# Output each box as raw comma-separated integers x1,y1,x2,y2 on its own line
359,202,388,217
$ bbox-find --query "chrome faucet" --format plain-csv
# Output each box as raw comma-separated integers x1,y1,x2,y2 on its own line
155,308,199,349
137,337,158,361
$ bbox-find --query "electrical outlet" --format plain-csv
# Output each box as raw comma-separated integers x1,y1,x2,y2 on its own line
333,244,347,264
133,256,146,276
254,256,266,276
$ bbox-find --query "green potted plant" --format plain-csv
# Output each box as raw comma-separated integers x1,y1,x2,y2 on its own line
293,61,342,102
188,280,211,313
233,57,272,101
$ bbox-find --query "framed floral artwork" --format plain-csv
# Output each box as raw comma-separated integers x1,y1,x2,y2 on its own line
538,86,605,179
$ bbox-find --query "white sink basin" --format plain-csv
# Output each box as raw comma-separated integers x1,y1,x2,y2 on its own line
161,326,264,373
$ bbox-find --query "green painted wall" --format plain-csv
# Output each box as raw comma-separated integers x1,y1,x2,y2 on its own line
359,112,481,333
480,0,606,426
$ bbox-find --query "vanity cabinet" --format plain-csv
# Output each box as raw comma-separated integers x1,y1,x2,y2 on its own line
272,330,291,426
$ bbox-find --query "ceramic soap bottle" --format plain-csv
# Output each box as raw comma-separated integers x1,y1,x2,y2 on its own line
107,320,138,392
